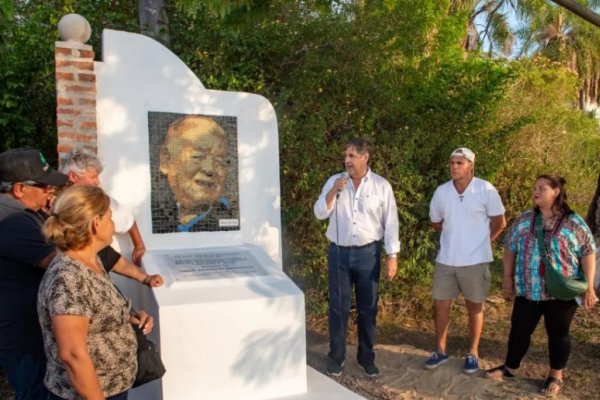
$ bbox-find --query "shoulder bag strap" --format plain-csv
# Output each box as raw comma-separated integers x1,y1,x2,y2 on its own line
534,211,551,267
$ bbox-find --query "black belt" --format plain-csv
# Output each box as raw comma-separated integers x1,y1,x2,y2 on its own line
331,241,379,249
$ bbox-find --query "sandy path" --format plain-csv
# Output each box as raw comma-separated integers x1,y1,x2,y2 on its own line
307,340,568,400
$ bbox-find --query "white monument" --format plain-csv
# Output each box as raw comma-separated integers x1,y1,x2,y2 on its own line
93,28,362,400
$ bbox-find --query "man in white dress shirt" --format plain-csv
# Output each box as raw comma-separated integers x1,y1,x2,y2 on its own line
314,138,400,378
426,147,506,374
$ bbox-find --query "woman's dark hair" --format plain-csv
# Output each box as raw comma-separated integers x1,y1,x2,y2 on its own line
534,174,573,215
585,172,600,234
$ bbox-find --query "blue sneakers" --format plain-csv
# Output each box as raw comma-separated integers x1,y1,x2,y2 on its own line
463,353,480,374
424,351,449,369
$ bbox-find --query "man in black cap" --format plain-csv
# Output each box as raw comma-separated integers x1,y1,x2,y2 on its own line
0,147,67,399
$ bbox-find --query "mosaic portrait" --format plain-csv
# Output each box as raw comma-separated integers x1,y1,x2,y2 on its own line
148,112,240,233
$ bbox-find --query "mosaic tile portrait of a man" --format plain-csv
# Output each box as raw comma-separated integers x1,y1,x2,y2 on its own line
148,112,240,233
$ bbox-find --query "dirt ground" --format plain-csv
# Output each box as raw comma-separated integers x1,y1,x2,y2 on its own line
1,295,598,399
306,294,600,399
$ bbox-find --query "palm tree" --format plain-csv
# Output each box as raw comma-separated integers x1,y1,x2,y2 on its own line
458,0,600,109
518,1,600,109
452,0,516,56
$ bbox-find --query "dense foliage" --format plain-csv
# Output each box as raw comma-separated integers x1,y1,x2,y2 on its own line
1,0,600,314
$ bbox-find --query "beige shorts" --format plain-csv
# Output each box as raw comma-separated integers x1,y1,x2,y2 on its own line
432,262,490,303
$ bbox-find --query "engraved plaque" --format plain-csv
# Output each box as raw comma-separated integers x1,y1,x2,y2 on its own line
161,249,267,282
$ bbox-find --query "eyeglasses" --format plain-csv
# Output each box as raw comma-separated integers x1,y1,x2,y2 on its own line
21,181,52,190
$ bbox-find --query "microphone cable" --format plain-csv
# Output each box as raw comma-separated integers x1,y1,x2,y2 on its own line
334,174,344,365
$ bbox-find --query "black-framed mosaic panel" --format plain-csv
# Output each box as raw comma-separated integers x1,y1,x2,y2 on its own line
148,112,240,233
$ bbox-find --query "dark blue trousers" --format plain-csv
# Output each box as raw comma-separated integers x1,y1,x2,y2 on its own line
0,353,48,400
327,241,381,366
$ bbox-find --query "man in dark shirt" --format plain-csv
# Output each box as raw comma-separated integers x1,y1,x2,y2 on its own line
0,148,123,399
0,148,66,399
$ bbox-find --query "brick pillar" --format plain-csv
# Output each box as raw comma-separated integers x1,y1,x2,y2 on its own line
54,40,97,163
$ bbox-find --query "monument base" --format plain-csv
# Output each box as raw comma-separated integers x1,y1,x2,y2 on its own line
279,367,365,400
129,366,364,400
121,245,307,400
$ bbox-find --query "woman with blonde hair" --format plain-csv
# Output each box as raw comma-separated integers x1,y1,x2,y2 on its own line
38,185,154,400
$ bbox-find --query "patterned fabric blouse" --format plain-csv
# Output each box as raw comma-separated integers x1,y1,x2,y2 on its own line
504,210,595,301
37,253,137,399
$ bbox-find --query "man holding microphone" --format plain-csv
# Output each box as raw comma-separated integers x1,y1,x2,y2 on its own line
314,138,400,378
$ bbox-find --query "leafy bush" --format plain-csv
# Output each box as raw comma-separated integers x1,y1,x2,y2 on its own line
2,1,599,318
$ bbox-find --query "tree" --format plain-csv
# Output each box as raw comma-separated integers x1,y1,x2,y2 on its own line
139,0,171,47
459,1,600,109
517,1,600,108
457,0,516,55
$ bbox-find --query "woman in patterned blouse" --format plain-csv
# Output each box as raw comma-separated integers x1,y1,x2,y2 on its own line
38,185,155,400
486,174,597,397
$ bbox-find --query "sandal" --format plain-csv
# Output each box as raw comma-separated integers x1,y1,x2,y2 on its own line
485,365,515,379
540,376,563,397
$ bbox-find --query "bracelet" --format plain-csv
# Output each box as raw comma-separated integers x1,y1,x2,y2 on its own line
388,254,397,259
142,275,152,285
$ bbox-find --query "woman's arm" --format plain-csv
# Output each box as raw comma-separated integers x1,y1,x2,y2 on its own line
52,315,104,400
503,248,517,300
581,253,598,308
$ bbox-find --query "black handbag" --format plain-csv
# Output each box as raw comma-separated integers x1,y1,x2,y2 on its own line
132,324,166,388
111,283,166,387
534,211,588,300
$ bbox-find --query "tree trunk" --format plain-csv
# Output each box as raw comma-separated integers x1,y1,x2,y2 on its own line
139,0,171,48
550,0,600,29
591,72,600,104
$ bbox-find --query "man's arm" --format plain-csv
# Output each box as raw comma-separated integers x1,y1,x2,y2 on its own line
382,181,400,280
385,256,397,281
0,212,56,269
111,257,164,287
314,175,347,220
431,221,443,232
128,221,146,266
429,187,443,232
39,250,57,269
489,214,507,241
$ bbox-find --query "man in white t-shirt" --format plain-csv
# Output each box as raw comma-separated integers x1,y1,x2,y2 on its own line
426,147,506,373
61,149,146,264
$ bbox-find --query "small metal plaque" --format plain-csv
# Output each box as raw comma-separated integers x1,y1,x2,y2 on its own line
163,249,267,281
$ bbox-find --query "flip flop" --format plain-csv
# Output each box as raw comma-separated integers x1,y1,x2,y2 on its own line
485,365,515,379
540,376,563,397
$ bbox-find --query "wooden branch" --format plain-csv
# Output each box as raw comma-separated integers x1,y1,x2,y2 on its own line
550,0,600,28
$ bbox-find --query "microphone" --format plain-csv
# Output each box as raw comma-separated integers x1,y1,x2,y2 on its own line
336,172,348,199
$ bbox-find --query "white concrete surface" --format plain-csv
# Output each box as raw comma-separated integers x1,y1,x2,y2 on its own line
276,367,365,400
132,245,307,400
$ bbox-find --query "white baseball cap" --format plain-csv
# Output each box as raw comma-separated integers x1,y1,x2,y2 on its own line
450,147,475,163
